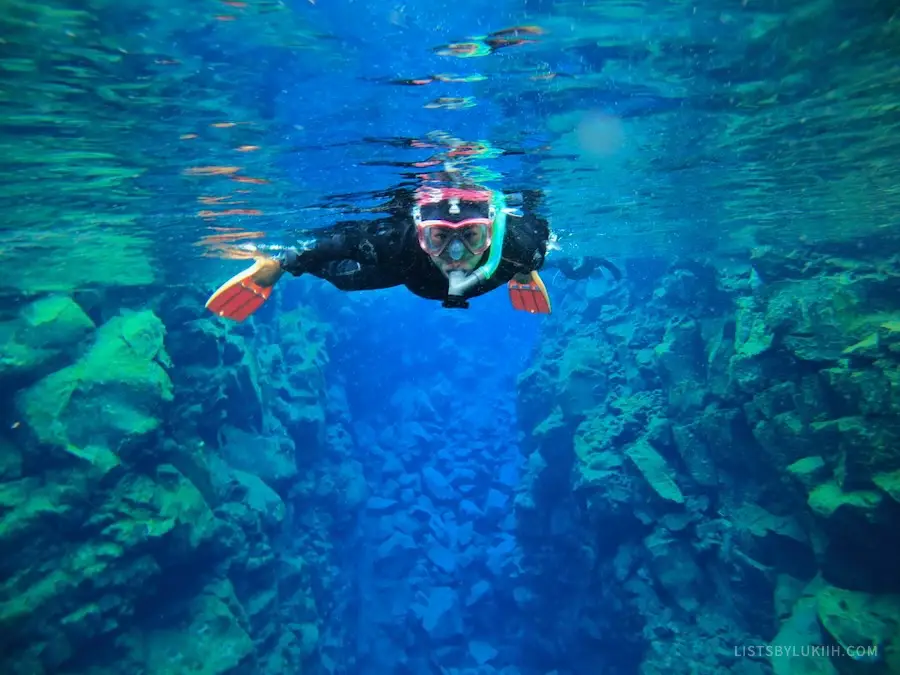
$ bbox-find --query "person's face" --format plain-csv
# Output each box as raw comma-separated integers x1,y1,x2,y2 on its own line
415,195,493,277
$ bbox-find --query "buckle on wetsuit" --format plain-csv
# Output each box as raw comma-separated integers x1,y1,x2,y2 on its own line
442,295,470,309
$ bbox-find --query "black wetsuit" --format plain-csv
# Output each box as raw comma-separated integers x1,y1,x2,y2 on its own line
278,189,619,307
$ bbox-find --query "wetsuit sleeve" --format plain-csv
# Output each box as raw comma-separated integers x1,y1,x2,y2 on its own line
278,217,408,276
543,255,623,281
502,190,551,273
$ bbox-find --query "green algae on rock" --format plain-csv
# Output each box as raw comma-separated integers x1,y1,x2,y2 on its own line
514,246,900,674
0,286,342,675
16,309,173,464
625,440,684,506
816,585,899,672
0,295,95,379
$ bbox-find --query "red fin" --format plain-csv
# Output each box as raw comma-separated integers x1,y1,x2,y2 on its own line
508,271,551,314
206,261,273,322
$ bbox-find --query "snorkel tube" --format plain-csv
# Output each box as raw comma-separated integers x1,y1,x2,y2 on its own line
446,190,507,302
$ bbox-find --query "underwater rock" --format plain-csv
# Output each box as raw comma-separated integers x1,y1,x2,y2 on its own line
572,414,627,489
732,504,816,580
732,295,773,360
815,584,899,671
428,542,457,574
0,295,95,380
483,488,509,519
415,586,464,641
786,456,829,490
670,422,718,488
468,640,499,666
512,250,900,675
375,532,417,568
16,308,173,466
807,481,900,591
0,437,22,482
466,580,492,607
643,528,704,613
654,317,708,414
227,467,286,531
770,588,838,675
423,465,456,502
366,496,399,512
556,335,615,416
133,580,255,675
625,439,684,506
17,295,95,349
485,535,517,577
872,470,900,505
218,424,297,489
496,461,518,489
0,286,343,675
809,416,900,492
0,463,227,673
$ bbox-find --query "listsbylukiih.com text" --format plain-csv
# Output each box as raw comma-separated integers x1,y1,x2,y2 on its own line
735,644,880,661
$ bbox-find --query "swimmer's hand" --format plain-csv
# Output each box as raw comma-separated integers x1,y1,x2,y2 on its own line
247,257,285,287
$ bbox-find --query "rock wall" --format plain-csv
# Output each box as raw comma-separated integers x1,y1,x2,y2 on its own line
5,241,898,675
0,289,362,675
515,246,900,675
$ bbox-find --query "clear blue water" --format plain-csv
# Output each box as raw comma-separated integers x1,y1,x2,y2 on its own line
2,1,899,674
4,0,897,297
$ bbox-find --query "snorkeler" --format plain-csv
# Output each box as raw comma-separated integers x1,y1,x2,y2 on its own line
204,185,620,322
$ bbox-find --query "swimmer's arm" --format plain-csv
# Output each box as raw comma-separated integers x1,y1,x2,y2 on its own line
278,220,389,276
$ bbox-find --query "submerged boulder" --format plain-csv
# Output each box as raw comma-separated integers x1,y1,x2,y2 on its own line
1,295,95,379
625,439,684,506
16,309,173,465
120,579,255,675
816,585,899,671
414,586,463,642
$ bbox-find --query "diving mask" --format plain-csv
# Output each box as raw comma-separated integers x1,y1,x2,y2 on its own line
413,187,495,259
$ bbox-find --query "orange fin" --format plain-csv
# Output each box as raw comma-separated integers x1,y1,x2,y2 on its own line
508,271,551,314
205,260,273,322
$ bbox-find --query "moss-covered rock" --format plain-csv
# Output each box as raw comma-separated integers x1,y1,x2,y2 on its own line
0,295,95,379
808,481,883,524
872,470,900,505
218,425,297,488
16,309,173,463
816,585,900,672
732,504,815,579
0,464,225,671
654,318,707,414
809,417,900,491
556,335,616,416
513,248,900,675
770,592,839,675
17,296,95,349
113,579,256,675
787,456,829,491
573,414,627,490
807,481,899,591
0,280,338,675
820,365,898,419
734,296,774,359
625,439,684,506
